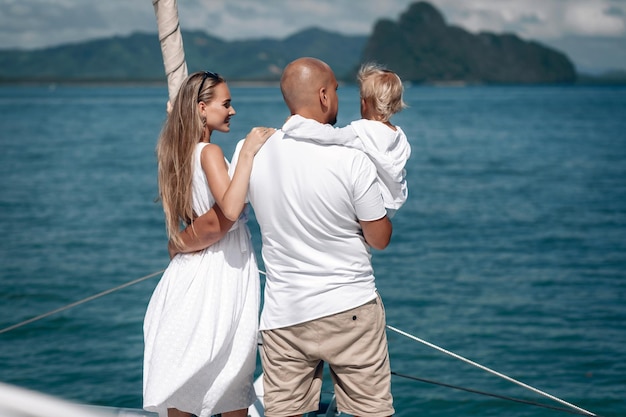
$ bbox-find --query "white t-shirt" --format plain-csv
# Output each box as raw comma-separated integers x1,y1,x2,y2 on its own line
230,118,387,330
282,115,411,217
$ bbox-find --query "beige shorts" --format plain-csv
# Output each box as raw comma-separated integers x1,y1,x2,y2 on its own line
260,295,394,417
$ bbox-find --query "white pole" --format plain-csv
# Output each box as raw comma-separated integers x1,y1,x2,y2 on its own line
152,0,188,108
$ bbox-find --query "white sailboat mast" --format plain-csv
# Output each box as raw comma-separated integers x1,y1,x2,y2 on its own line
152,0,188,107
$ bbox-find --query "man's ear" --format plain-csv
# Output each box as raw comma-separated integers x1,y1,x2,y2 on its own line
319,87,328,106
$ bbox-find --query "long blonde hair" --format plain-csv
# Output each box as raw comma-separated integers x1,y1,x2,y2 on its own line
156,71,225,248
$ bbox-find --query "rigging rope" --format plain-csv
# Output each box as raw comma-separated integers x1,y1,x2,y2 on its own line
0,270,164,335
386,324,596,416
391,371,603,417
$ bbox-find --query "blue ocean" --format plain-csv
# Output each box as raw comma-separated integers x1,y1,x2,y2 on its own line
0,83,624,417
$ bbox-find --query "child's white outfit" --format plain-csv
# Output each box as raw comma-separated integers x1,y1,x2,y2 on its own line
282,115,411,217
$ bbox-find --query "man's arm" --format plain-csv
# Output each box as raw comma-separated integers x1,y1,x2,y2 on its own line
360,216,392,250
168,204,235,258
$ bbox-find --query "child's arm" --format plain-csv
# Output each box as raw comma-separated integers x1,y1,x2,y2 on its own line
203,127,275,221
282,115,364,151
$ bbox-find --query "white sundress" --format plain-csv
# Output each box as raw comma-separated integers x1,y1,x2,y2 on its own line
143,142,260,417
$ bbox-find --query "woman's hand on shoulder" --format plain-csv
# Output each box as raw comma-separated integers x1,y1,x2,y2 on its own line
241,127,276,157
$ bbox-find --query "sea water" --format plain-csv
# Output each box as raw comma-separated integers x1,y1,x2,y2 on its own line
0,84,624,417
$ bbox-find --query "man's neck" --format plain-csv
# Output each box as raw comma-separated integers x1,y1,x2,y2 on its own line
294,110,327,124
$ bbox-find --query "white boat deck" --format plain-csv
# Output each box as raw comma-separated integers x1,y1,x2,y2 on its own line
0,376,347,417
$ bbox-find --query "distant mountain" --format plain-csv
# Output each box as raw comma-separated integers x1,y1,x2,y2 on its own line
183,28,368,81
0,28,367,83
362,2,576,84
4,1,622,85
0,33,165,83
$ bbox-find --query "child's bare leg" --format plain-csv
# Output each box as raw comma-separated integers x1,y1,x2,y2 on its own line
167,408,193,417
222,409,249,417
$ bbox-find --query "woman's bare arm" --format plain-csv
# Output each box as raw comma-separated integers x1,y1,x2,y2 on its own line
203,127,275,221
169,127,274,257
168,204,233,258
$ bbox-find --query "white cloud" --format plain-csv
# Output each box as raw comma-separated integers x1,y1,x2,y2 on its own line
431,0,626,39
563,1,625,36
175,0,415,40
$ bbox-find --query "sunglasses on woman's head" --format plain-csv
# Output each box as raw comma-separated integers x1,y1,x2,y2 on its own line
197,71,220,102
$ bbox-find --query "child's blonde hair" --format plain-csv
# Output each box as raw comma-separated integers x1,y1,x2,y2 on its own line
358,63,407,122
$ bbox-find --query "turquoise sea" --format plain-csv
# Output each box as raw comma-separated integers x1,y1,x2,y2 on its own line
0,84,624,417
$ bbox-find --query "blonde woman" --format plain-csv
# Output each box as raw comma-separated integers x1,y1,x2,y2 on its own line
143,71,274,417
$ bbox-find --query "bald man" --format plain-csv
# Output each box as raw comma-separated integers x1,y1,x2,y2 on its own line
229,57,394,417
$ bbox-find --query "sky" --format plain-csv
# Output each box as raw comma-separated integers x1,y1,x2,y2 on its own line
0,0,625,74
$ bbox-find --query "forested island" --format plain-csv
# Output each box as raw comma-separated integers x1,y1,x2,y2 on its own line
0,2,622,85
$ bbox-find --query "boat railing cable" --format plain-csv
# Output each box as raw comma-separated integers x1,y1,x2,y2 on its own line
386,324,596,416
390,371,598,417
0,270,599,417
0,270,164,335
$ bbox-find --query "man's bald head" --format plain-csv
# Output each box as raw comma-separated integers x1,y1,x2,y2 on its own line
280,57,338,124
